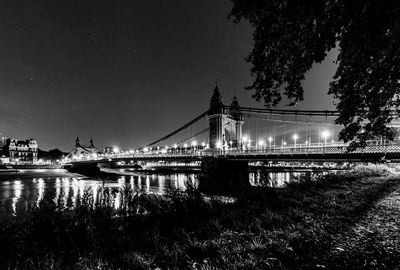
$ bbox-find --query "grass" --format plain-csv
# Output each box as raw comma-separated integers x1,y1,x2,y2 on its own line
1,164,400,269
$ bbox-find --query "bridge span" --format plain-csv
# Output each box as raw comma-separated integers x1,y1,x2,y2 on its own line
65,84,400,193
71,143,400,163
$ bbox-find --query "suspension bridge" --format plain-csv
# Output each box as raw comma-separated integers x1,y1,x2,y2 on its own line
66,84,400,192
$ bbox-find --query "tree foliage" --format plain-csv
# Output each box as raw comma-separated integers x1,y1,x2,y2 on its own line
230,0,400,148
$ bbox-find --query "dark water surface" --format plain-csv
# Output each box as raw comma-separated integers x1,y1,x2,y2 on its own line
0,169,324,214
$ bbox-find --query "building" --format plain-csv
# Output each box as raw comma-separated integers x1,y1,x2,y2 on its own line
0,135,8,148
8,138,38,164
0,136,8,155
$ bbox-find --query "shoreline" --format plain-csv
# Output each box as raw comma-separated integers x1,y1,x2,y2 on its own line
0,169,83,180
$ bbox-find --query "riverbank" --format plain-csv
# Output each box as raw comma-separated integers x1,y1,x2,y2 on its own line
0,165,399,269
0,169,83,180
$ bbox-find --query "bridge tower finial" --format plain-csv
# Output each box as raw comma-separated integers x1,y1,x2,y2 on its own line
75,136,80,147
230,95,242,121
209,82,224,115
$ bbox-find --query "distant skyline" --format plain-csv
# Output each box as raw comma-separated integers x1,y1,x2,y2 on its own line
0,0,338,151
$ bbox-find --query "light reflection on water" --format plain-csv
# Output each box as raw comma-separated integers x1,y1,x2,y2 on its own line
0,170,322,214
249,170,327,187
0,173,197,214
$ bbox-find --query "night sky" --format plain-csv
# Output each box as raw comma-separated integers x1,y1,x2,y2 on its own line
0,0,338,151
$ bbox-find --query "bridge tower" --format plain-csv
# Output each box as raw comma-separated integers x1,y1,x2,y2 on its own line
207,84,243,149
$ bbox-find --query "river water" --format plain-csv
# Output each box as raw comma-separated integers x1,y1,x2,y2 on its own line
0,169,318,214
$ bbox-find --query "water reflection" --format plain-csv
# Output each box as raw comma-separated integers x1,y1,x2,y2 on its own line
12,180,22,213
0,172,198,214
249,171,319,187
0,170,327,215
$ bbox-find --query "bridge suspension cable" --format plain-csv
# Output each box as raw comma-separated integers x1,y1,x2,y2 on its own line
144,111,208,149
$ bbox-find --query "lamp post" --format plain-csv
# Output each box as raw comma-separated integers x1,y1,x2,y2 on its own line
191,141,197,152
293,134,298,148
216,141,222,154
321,131,330,148
268,137,273,151
258,140,264,152
184,143,188,153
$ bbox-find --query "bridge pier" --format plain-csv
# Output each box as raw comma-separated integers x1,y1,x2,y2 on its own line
68,162,101,176
199,157,250,194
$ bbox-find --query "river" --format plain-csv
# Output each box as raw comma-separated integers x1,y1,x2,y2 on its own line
0,168,324,214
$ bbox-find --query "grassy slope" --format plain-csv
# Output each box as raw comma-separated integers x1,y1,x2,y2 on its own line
1,166,399,269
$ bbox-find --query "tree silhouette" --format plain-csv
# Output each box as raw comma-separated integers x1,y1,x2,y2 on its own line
230,0,400,148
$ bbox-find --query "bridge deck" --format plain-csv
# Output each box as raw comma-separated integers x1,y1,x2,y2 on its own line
69,144,400,163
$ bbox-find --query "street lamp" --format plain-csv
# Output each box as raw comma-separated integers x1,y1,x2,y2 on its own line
293,134,298,148
191,141,197,152
216,141,222,149
201,142,206,149
268,137,273,150
173,144,177,153
258,139,264,151
321,130,330,147
184,143,188,153
229,140,233,149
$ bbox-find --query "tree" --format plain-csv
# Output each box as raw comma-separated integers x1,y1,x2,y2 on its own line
229,0,400,149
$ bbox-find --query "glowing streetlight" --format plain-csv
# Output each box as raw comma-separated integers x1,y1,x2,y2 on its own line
201,142,206,149
191,141,197,152
216,141,222,149
243,136,248,143
184,143,188,152
293,134,298,148
113,146,119,153
268,137,273,150
321,130,330,147
258,139,264,151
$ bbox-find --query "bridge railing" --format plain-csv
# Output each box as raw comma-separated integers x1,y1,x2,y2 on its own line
216,143,400,157
65,142,400,163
